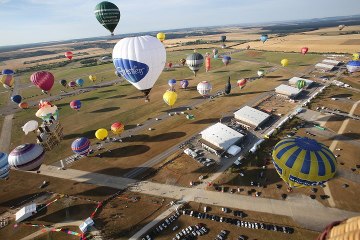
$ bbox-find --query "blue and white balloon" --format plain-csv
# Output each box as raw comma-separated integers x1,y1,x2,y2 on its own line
0,152,10,179
112,35,166,100
346,61,360,73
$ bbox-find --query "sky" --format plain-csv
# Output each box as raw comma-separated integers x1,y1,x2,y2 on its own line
1,0,360,46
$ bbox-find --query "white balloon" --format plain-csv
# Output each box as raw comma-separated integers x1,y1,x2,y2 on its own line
22,120,39,135
197,81,212,96
112,35,166,92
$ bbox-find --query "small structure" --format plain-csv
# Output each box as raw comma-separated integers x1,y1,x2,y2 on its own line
322,59,340,66
15,203,37,223
315,63,335,72
36,120,63,151
234,106,270,129
184,148,197,158
275,84,302,99
288,77,313,88
79,217,94,233
99,56,112,63
226,145,242,156
200,123,244,156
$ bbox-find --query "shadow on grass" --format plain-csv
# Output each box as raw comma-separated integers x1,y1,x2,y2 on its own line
81,96,99,102
330,93,353,99
328,133,360,141
230,90,270,97
105,94,127,99
191,118,218,125
265,75,283,79
125,132,186,142
102,145,150,158
63,129,96,140
90,107,120,113
98,89,117,94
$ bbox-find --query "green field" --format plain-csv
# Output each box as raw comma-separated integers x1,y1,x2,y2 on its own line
8,48,323,165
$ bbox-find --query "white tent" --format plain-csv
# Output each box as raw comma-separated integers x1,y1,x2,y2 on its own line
15,203,37,223
227,145,242,156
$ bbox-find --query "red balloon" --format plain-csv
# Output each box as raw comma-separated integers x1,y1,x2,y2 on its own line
168,62,173,68
65,51,73,60
30,71,54,92
301,47,309,55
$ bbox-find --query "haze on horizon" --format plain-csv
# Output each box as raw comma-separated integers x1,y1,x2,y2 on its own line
1,0,360,46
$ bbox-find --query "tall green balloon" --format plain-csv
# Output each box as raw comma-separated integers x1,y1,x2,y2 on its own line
94,1,121,36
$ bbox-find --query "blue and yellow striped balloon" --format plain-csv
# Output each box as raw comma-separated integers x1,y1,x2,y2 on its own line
272,137,336,188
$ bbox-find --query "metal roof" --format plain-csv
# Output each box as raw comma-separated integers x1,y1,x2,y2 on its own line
288,77,313,86
234,106,270,128
200,123,244,150
315,63,335,70
275,84,302,97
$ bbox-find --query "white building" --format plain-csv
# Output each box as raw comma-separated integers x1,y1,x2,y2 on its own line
288,77,313,88
322,59,340,66
200,123,244,155
275,84,303,99
234,106,270,129
315,63,335,72
15,203,37,223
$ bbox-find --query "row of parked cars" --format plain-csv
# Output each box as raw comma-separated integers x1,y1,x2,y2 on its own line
181,209,294,234
173,224,208,240
142,211,181,240
215,229,228,240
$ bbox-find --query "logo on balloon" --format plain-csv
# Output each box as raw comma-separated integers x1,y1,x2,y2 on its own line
113,59,149,83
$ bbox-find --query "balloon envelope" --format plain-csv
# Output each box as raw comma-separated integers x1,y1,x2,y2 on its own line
2,69,14,75
60,79,67,87
19,102,29,109
95,128,108,140
186,52,204,76
281,59,289,67
260,34,268,43
22,120,39,135
11,95,22,104
168,79,176,88
272,137,336,188
36,103,59,121
111,122,124,135
257,70,265,77
94,1,120,35
220,35,226,42
30,71,54,92
222,56,231,66
8,144,45,171
65,51,73,60
237,79,247,89
76,79,84,87
89,75,96,82
0,74,14,88
113,35,166,98
353,53,360,60
296,80,306,89
71,137,91,156
197,81,212,96
346,61,360,73
69,81,76,88
70,100,81,110
301,47,309,55
180,80,189,89
163,90,178,107
157,32,165,42
0,152,10,179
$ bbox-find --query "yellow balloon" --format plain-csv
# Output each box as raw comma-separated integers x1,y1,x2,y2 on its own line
163,90,177,107
95,128,108,140
353,53,359,60
281,59,289,67
89,75,96,82
0,74,14,88
157,32,165,42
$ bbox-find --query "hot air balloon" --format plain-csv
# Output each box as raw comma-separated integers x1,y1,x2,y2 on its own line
205,56,211,72
157,32,166,42
168,79,176,89
0,152,9,179
180,80,189,89
237,79,247,89
246,45,250,50
76,78,84,87
19,102,29,109
94,1,121,36
281,59,289,67
0,74,14,89
346,61,360,73
60,79,67,87
113,35,166,101
8,144,45,171
2,69,14,75
30,71,54,92
301,47,309,55
197,81,212,97
163,90,178,107
111,122,124,135
338,25,345,31
220,35,226,43
22,120,39,135
68,81,76,88
95,128,108,140
11,95,22,104
180,58,186,66
212,49,218,56
225,77,231,95
70,100,81,110
272,137,337,188
257,70,265,77
353,53,359,60
36,101,59,121
222,56,231,66
221,44,226,49
214,54,219,59
89,75,96,82
296,80,306,89
167,62,173,69
318,216,360,240
65,51,73,60
260,34,268,43
71,138,91,156
186,52,204,77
